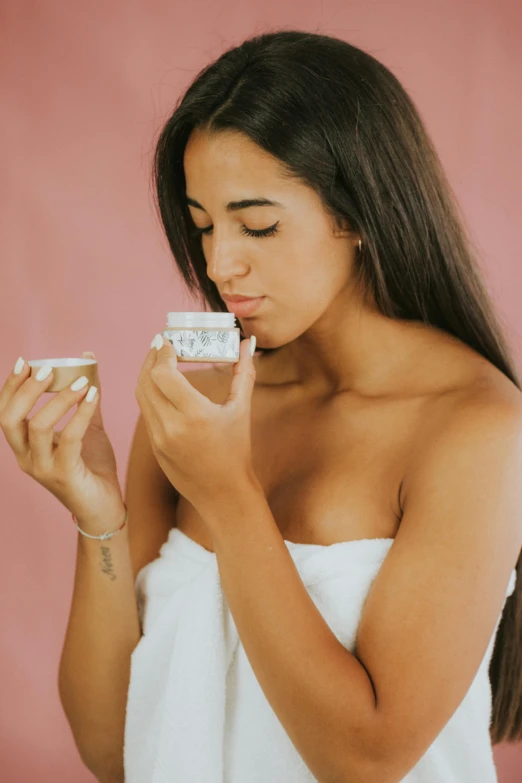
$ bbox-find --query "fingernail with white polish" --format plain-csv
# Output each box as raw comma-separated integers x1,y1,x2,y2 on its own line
85,386,98,403
35,365,53,382
14,357,25,375
70,376,89,391
152,333,164,350
250,335,256,356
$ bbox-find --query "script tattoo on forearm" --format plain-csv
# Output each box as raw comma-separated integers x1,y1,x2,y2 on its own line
100,545,116,581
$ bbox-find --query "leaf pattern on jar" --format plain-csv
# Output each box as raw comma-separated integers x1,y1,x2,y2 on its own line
198,331,212,347
179,332,195,350
168,328,238,360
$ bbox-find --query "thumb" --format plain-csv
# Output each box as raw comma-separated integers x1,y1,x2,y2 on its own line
224,336,257,412
81,351,104,429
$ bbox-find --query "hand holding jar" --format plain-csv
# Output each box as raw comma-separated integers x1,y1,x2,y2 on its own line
135,332,258,518
0,352,126,534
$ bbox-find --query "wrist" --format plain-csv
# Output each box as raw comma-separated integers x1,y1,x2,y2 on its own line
72,502,127,539
196,472,264,528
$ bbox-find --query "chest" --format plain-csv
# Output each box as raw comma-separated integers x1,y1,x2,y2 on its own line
175,385,429,550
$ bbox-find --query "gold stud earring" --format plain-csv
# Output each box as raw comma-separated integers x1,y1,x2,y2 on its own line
358,239,362,252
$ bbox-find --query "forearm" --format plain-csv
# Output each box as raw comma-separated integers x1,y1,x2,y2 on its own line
202,479,381,783
58,511,141,779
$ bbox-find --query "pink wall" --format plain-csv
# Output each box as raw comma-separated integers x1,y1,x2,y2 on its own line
1,1,521,780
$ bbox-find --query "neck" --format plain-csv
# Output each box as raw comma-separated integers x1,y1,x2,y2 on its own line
256,306,455,399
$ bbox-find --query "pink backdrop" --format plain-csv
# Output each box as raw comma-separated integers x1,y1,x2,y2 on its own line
1,1,521,780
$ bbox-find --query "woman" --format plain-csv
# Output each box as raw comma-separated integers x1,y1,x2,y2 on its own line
1,29,521,783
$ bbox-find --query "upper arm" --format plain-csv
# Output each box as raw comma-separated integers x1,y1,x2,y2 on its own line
125,411,179,583
355,395,522,780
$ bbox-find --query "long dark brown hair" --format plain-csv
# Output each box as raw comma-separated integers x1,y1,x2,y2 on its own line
150,29,522,743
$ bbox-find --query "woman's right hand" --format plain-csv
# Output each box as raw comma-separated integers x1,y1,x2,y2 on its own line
0,352,126,534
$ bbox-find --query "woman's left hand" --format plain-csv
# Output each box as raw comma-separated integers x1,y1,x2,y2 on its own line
135,334,258,515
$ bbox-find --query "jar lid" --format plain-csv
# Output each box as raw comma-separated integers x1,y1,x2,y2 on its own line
166,312,236,328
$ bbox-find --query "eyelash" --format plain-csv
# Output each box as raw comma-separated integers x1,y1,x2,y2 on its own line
190,222,279,239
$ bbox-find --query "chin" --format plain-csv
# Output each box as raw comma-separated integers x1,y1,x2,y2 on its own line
241,318,298,352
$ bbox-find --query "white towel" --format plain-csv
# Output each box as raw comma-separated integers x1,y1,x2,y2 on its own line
124,527,516,782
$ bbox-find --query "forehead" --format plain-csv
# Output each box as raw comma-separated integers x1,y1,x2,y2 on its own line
184,128,283,185
182,128,326,219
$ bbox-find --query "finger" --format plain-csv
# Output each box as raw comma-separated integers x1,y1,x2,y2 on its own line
0,361,55,457
54,385,100,468
132,340,173,447
134,382,167,440
0,356,31,418
148,335,207,415
135,338,175,420
136,336,167,388
81,352,104,429
223,336,257,413
27,377,94,474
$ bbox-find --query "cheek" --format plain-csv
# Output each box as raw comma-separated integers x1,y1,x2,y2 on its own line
283,261,338,305
267,231,345,305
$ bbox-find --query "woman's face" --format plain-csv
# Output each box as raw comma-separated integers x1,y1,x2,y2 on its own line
183,128,361,350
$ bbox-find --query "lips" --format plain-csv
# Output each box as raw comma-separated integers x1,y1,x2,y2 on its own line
222,296,265,317
222,294,263,302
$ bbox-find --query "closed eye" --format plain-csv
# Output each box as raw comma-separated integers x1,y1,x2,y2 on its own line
190,222,279,239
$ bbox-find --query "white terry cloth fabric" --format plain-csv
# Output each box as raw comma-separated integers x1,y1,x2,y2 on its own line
124,526,517,783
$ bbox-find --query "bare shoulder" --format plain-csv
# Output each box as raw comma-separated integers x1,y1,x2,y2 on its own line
445,371,522,461
460,351,522,408
452,359,522,428
401,357,522,505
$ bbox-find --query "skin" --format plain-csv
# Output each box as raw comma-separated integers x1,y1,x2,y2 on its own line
184,127,478,401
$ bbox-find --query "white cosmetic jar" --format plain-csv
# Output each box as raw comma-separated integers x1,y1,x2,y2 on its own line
162,312,240,363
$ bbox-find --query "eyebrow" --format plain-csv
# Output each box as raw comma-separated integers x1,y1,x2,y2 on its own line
185,196,285,212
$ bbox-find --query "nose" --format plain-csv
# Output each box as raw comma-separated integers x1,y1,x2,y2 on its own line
204,232,250,286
